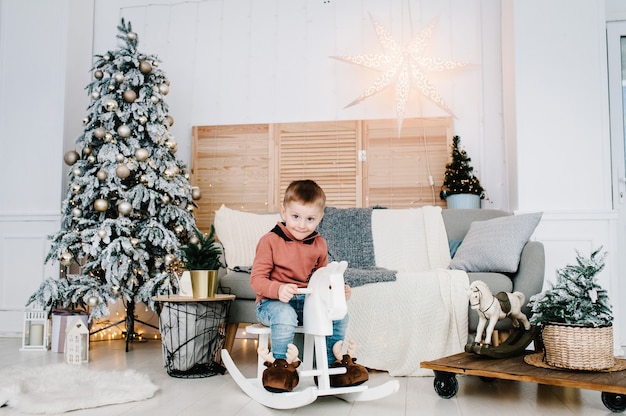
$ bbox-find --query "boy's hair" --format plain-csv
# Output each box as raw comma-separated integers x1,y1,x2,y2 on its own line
283,180,326,209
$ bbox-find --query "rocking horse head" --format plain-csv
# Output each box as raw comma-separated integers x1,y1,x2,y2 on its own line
468,280,491,311
302,261,348,336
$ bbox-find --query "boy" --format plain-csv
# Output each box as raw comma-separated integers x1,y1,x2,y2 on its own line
250,180,360,392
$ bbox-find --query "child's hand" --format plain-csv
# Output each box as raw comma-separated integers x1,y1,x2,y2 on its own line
344,284,352,301
278,284,298,303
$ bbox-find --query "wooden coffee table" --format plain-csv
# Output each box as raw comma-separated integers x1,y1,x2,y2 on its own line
420,352,626,413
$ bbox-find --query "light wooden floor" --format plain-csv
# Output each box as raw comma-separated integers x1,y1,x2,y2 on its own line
0,336,617,415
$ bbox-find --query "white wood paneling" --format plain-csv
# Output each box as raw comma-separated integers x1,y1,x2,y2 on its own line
0,215,60,335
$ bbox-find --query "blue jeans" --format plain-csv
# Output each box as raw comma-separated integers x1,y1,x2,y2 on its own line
256,294,349,364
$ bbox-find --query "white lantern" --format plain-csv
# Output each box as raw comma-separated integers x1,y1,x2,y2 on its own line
20,306,49,351
65,316,89,364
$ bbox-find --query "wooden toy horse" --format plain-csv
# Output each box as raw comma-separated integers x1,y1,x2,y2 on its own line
467,280,531,349
221,261,399,409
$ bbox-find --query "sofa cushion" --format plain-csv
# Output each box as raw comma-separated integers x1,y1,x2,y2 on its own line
317,207,376,268
449,212,542,273
213,205,281,269
219,270,257,300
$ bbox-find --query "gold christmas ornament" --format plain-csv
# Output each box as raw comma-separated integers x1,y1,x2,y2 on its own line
165,115,174,127
105,132,114,143
72,167,82,177
162,194,171,204
94,69,104,80
138,115,148,125
103,53,111,61
116,164,131,179
94,127,106,139
71,207,82,218
94,198,109,212
130,238,140,247
71,184,81,194
135,148,149,161
87,296,99,307
126,31,137,41
158,83,169,95
115,153,125,162
63,150,80,165
186,205,194,213
87,155,96,163
60,251,74,266
165,138,177,150
104,98,118,112
139,60,152,74
163,168,174,178
150,95,159,104
96,169,107,181
118,201,132,216
140,174,148,184
91,91,100,100
117,124,131,138
113,72,124,83
123,89,137,103
82,146,92,156
97,229,107,238
164,253,175,265
174,225,184,234
191,187,202,200
189,235,199,245
82,117,90,125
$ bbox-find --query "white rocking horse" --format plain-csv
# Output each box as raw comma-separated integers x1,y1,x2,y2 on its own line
221,261,399,409
467,280,531,350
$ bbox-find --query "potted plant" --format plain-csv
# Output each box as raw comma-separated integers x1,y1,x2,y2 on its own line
439,135,485,209
527,248,614,370
180,225,224,298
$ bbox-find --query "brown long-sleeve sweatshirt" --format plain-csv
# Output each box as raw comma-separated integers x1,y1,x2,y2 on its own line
250,222,328,303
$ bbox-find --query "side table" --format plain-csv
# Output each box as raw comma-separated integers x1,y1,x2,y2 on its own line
154,294,235,378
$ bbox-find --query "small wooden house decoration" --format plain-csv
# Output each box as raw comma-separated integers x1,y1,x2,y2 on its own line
20,306,49,351
65,316,89,364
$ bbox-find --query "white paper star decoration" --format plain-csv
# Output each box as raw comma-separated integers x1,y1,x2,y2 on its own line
333,15,468,130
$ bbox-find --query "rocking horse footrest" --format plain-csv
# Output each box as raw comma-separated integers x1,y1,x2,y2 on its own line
299,367,346,378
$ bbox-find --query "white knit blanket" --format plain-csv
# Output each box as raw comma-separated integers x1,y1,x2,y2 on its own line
345,206,469,376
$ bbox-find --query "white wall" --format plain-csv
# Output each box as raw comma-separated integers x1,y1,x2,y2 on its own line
0,0,69,334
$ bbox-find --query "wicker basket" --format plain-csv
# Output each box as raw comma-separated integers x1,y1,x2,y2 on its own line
542,323,614,371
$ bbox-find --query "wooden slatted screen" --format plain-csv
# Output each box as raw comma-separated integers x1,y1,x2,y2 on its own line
191,124,271,229
364,117,451,209
276,121,360,208
191,117,452,231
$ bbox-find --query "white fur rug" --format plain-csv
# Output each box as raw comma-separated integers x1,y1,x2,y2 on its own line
0,363,159,414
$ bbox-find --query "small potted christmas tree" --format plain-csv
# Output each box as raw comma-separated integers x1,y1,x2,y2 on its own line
180,225,224,298
528,248,614,370
440,135,485,209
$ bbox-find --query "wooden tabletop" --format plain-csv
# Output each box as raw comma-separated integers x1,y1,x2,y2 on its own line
421,352,626,395
153,294,235,302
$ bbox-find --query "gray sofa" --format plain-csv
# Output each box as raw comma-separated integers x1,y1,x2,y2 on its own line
219,208,545,352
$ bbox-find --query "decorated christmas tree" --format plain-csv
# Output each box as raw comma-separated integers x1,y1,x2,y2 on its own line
528,248,612,327
439,135,485,200
27,19,202,338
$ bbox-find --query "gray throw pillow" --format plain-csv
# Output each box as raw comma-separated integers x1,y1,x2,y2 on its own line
449,212,543,273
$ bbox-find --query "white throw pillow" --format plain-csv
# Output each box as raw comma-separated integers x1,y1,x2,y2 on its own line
213,205,281,269
449,212,542,273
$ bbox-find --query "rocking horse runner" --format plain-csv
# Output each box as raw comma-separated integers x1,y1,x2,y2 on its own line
221,261,399,409
466,280,537,358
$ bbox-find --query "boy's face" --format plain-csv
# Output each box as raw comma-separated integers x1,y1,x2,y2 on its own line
280,201,324,241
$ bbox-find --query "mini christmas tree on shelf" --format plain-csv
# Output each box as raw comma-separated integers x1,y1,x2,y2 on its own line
439,135,485,201
528,248,612,327
27,19,202,347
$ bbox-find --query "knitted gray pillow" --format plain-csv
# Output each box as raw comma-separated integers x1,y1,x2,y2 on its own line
449,212,542,273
